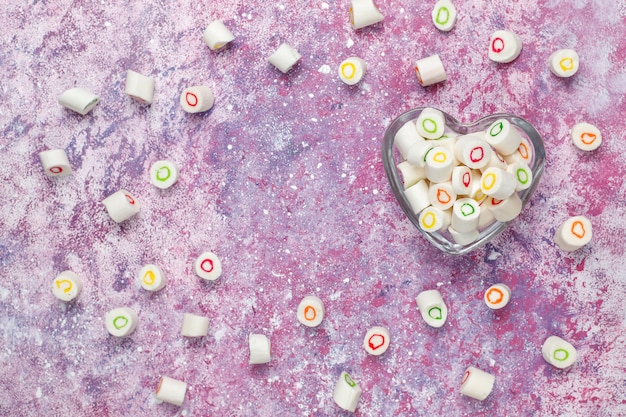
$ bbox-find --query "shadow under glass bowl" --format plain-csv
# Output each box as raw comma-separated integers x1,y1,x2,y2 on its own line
382,107,546,255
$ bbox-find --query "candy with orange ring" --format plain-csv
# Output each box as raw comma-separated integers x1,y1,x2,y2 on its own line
155,376,187,406
139,264,167,292
418,206,451,233
414,54,447,87
503,135,532,165
52,270,83,302
338,57,367,85
428,181,456,210
484,283,511,309
548,49,579,78
571,122,602,151
297,295,325,327
180,85,214,113
554,215,592,252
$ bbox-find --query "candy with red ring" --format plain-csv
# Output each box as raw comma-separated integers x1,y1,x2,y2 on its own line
194,251,222,281
102,190,140,223
488,30,522,63
363,326,390,356
180,85,214,113
571,122,601,151
454,136,492,169
460,366,495,400
39,149,72,178
486,194,522,222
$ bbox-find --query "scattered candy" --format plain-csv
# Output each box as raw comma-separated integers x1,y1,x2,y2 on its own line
548,49,579,78
571,122,601,151
488,30,522,63
155,376,187,406
268,43,301,73
484,283,511,309
249,333,271,364
460,366,495,400
180,85,214,113
542,335,577,369
363,326,390,356
554,215,592,252
181,313,210,337
338,57,367,85
39,149,72,178
150,160,179,189
139,264,167,292
414,54,447,87
105,307,139,337
333,371,362,412
431,0,457,32
52,270,83,302
194,251,222,281
416,289,448,328
102,190,140,223
297,295,325,327
58,87,99,115
203,20,235,51
125,70,155,104
349,0,384,30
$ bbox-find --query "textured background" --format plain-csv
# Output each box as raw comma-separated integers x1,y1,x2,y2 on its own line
1,0,625,416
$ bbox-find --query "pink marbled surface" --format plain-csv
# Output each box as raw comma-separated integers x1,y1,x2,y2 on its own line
1,1,626,416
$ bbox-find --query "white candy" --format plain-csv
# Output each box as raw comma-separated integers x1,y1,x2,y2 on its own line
249,333,271,364
180,85,214,113
488,30,522,63
548,49,579,78
554,216,592,252
571,122,601,151
396,161,426,189
416,108,446,139
394,120,424,159
150,160,179,189
419,206,451,233
414,54,447,87
181,313,210,337
194,251,222,281
39,149,72,177
406,140,436,168
484,283,511,309
349,0,384,30
480,167,517,200
454,137,492,169
542,336,577,369
297,295,325,327
448,225,479,245
404,179,430,214
451,198,481,233
139,264,167,292
102,190,140,223
434,133,458,153
338,57,367,85
485,119,523,155
506,162,533,191
155,376,187,406
105,307,139,337
477,201,496,229
482,149,508,171
363,326,390,355
203,20,235,51
429,181,456,210
333,371,362,412
125,70,155,104
52,270,83,302
451,165,472,195
503,136,532,165
487,194,522,222
425,146,455,183
268,43,302,73
415,289,448,328
460,366,495,400
58,87,99,115
431,0,457,32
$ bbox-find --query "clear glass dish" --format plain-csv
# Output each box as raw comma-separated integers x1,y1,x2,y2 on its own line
382,107,546,255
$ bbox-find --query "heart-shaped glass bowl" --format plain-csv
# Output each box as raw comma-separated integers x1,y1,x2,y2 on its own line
382,107,546,255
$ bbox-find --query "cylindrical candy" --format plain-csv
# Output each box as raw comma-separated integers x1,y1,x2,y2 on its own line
506,162,533,191
460,366,495,400
125,70,155,104
394,120,424,159
249,333,271,364
429,181,456,210
203,20,235,51
155,376,187,406
488,30,522,63
454,137,492,169
485,119,523,156
404,179,430,214
487,194,522,222
102,190,140,223
571,122,601,151
150,160,179,189
105,307,139,337
542,336,577,369
451,198,481,233
419,206,451,233
349,0,384,30
431,0,457,32
181,313,210,337
139,264,167,292
554,216,592,252
477,202,496,229
397,161,426,189
415,289,448,328
448,226,479,245
480,167,517,200
406,140,436,168
484,283,511,309
503,136,533,165
52,270,83,302
363,326,390,356
416,108,446,139
180,85,214,113
548,49,579,78
451,165,472,195
333,371,362,412
425,146,455,183
338,57,367,85
194,251,223,281
39,149,72,177
58,87,99,115
414,54,447,87
268,43,302,73
297,295,325,327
